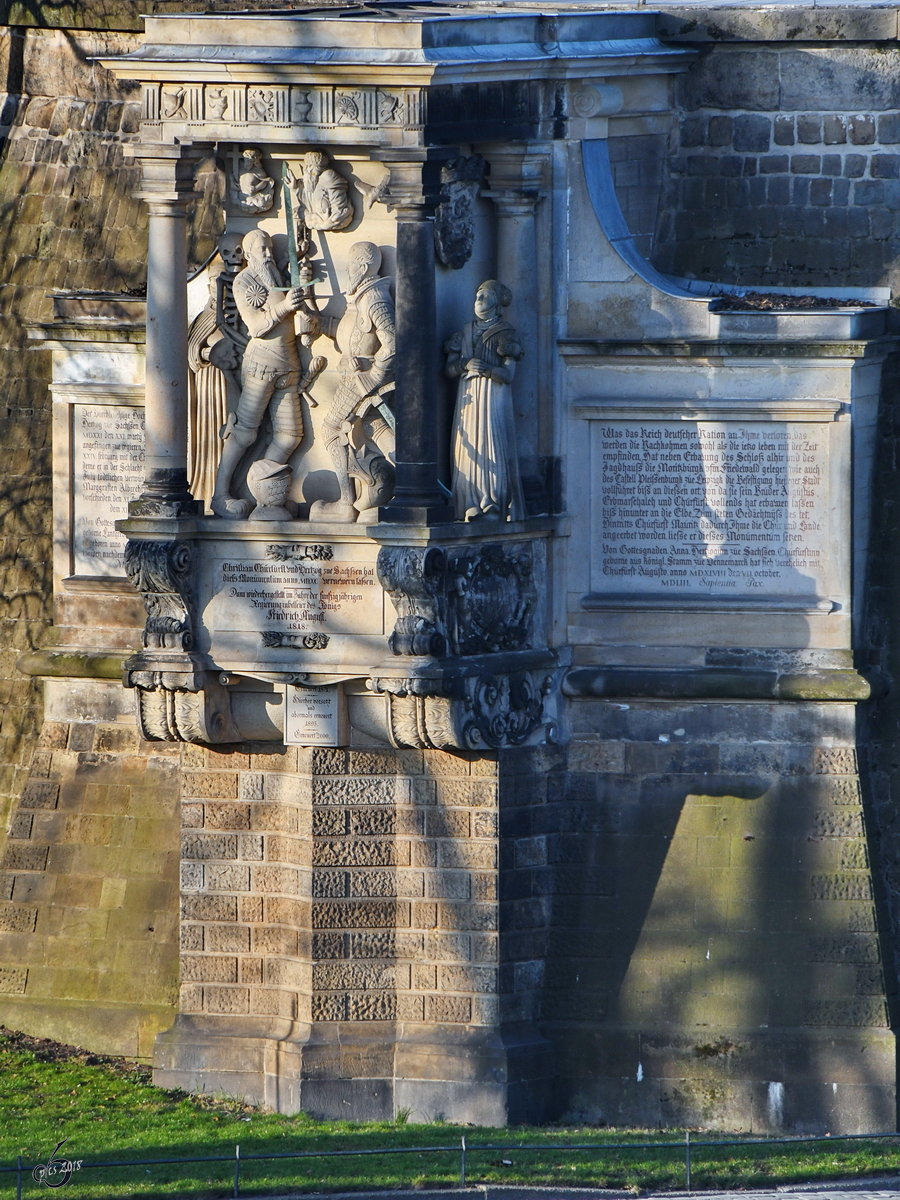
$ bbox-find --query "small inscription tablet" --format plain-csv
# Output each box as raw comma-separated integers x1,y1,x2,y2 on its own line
595,420,830,600
72,404,145,577
284,683,341,745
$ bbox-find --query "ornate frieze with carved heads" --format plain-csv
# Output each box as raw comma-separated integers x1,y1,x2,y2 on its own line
141,83,424,145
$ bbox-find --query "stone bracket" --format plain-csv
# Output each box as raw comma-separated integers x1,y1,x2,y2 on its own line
124,538,197,653
373,664,559,750
130,670,240,743
377,539,539,661
374,538,555,748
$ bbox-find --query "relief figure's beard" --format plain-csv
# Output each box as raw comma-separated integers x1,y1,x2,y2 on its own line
249,256,283,289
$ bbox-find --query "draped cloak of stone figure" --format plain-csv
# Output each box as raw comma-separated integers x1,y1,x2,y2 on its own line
188,271,230,508
187,235,247,509
445,279,525,522
287,151,354,232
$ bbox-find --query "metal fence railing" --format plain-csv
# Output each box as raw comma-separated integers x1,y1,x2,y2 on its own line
3,1128,900,1199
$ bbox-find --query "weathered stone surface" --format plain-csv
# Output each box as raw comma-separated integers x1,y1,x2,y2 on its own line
314,778,396,806
314,840,407,867
807,934,880,963
313,962,398,990
0,904,37,933
313,901,399,929
810,873,874,901
181,955,238,983
181,833,237,861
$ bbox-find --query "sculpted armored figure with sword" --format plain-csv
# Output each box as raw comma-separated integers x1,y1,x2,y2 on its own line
310,240,396,523
210,165,325,520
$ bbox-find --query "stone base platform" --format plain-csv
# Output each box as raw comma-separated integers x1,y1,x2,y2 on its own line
153,1016,555,1124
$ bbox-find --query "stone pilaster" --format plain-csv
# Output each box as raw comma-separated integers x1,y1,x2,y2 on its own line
482,149,547,507
128,143,209,517
375,153,453,525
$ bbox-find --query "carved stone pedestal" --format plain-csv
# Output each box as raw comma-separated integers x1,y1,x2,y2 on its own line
116,511,560,1120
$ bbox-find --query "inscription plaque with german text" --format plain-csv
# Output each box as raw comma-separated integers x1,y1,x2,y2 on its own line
72,404,145,577
595,420,831,599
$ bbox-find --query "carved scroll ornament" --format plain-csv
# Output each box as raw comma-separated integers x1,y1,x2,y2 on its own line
375,671,553,751
374,540,553,749
123,539,197,651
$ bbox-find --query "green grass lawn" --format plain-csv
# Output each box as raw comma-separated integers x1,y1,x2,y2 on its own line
1,1027,899,1198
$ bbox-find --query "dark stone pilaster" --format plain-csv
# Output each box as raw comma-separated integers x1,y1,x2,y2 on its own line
376,153,453,525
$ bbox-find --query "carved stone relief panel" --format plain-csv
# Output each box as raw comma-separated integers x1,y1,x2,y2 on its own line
142,83,424,139
434,155,485,270
194,153,396,524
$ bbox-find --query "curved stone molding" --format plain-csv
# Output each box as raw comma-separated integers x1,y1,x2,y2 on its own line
134,674,239,744
123,539,197,651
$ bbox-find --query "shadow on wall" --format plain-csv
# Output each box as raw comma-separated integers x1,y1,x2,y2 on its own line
0,24,221,840
540,714,895,1134
653,41,900,290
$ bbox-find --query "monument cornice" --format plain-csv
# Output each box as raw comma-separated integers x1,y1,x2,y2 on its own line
559,335,899,360
98,5,695,147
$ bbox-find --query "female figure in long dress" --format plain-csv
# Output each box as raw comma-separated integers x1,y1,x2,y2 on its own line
445,279,525,522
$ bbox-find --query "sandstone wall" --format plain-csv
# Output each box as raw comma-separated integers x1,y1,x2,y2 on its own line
0,25,145,851
0,24,218,1052
652,6,900,290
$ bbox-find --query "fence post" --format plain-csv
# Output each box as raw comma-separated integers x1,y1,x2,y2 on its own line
234,1144,240,1199
16,1155,22,1200
685,1130,691,1192
460,1135,466,1189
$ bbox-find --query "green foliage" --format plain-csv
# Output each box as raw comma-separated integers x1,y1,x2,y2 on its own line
2,1029,900,1197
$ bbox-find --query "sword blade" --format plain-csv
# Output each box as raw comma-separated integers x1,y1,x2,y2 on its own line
281,161,301,288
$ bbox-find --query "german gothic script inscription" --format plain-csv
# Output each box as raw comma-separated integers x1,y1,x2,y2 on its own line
595,421,831,599
212,549,381,636
72,404,145,577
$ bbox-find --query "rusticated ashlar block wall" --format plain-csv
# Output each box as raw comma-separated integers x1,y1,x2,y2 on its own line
177,746,500,1033
0,708,892,1130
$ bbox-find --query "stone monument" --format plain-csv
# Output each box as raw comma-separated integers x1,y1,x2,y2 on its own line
10,3,896,1132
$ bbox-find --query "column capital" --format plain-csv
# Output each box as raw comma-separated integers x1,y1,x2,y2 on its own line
481,147,548,214
126,140,214,206
371,150,455,219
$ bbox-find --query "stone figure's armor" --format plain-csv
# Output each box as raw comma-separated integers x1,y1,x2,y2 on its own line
320,272,395,512
230,266,304,444
333,275,395,400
